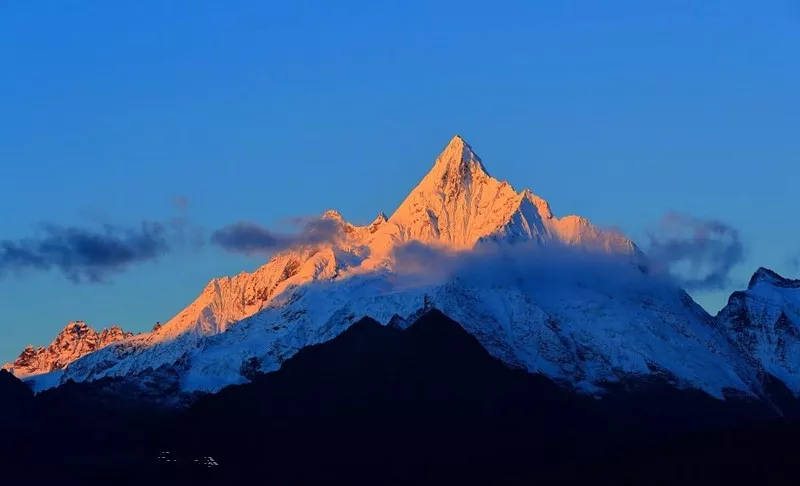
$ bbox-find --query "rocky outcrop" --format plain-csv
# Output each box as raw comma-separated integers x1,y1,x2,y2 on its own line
2,321,134,377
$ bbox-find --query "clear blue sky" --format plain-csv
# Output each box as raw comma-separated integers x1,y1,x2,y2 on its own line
1,0,798,362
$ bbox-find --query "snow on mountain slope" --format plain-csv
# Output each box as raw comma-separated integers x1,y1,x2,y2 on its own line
63,255,755,399
55,135,766,400
2,322,133,378
185,263,756,399
716,268,800,393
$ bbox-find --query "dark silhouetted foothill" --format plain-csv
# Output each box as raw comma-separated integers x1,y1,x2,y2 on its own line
1,312,799,485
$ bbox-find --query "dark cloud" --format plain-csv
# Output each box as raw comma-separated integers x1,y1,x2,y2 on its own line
0,196,206,284
211,218,344,256
644,212,745,291
0,222,173,283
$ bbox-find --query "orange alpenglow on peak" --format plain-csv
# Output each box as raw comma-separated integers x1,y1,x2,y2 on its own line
23,135,639,392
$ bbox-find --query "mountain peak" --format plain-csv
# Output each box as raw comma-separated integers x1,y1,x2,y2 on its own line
431,134,489,180
379,135,639,252
748,267,800,290
62,321,91,335
522,188,554,220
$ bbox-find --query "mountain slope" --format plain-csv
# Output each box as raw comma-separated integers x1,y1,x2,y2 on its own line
169,260,754,398
2,321,133,378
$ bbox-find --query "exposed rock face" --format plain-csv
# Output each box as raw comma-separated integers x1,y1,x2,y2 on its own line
2,321,133,378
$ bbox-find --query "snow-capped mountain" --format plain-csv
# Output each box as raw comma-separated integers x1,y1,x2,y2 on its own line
716,268,800,394
75,135,640,347
14,135,800,406
2,321,133,378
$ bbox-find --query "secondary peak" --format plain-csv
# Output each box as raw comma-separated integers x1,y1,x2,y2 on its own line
64,321,90,332
371,212,388,225
748,267,800,290
321,209,345,223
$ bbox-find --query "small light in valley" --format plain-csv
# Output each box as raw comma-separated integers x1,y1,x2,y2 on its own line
201,456,219,467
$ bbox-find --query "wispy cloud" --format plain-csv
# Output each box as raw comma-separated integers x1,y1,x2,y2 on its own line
0,221,174,283
644,211,744,291
211,218,344,256
0,198,205,284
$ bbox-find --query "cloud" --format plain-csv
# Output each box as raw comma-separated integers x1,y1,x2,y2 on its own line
389,239,657,293
0,222,173,283
644,211,744,291
0,196,206,284
211,218,344,256
0,205,344,282
388,211,745,295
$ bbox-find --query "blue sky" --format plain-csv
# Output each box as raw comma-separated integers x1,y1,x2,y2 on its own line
1,0,798,362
